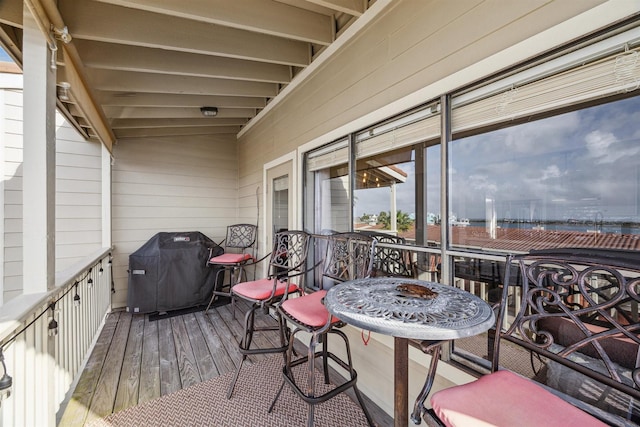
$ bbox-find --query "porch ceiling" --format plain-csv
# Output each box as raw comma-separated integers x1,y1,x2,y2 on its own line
0,0,375,149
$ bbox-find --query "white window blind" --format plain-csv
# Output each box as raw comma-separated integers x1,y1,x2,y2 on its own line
273,175,288,192
306,138,349,172
452,28,640,134
356,107,440,159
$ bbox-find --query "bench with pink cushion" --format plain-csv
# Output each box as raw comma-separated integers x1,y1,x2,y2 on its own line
424,248,640,427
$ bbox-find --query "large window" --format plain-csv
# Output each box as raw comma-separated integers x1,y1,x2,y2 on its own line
302,24,640,367
449,95,640,252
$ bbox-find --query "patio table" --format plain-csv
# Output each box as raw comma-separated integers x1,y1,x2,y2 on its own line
324,277,495,426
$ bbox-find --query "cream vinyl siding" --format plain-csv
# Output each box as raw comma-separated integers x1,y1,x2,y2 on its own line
56,114,103,271
110,134,238,308
0,85,103,304
2,89,23,303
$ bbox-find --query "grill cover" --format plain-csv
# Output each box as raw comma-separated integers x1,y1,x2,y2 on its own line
127,231,223,314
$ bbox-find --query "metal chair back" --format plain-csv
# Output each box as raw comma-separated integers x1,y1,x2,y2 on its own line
266,230,311,282
321,232,376,289
224,223,257,252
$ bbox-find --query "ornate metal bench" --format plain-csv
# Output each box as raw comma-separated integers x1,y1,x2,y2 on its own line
423,248,640,426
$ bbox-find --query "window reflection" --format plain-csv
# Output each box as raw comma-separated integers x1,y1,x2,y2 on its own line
354,146,416,240
449,96,640,252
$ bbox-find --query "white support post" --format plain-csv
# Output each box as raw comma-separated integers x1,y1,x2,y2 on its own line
390,182,397,233
22,7,56,294
22,4,56,425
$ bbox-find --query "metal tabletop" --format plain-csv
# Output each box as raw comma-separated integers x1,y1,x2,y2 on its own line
324,277,495,341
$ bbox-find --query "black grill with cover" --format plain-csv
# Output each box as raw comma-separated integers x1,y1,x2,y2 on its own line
127,231,223,314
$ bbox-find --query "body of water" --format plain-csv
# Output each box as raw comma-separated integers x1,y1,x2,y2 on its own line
467,220,640,235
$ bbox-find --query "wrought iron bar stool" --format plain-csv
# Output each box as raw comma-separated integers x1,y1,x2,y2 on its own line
226,230,311,398
269,232,376,427
205,223,257,313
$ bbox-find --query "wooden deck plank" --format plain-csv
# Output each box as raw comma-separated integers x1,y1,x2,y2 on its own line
194,311,236,375
138,315,160,403
183,313,219,381
217,302,272,362
170,316,201,389
113,314,144,413
158,317,181,396
58,311,121,427
86,312,132,422
58,304,393,427
249,303,287,351
205,305,246,365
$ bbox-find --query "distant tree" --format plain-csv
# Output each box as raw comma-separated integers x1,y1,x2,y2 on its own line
396,210,413,232
378,211,390,229
377,210,413,232
360,213,372,223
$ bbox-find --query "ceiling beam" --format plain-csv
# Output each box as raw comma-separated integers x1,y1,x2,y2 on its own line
0,0,22,27
84,69,278,98
53,52,113,151
56,99,90,139
239,0,394,137
73,40,292,84
110,118,248,129
96,91,266,109
59,0,311,67
114,125,242,139
95,0,333,45
304,0,366,16
100,106,257,120
0,23,23,64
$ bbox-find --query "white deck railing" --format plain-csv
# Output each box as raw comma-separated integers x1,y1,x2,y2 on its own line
0,248,112,426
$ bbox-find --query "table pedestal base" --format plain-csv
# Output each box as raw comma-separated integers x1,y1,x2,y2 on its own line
394,337,409,427
394,338,444,426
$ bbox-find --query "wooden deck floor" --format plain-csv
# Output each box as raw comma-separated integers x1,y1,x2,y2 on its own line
58,299,392,426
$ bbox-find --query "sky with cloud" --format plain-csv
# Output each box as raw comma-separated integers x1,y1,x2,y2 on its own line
355,95,640,224
0,47,12,62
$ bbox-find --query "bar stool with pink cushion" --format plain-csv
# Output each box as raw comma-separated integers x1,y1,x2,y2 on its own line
269,232,376,427
226,230,311,399
205,223,257,313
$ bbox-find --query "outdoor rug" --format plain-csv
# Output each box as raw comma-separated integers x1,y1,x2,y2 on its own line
88,355,372,427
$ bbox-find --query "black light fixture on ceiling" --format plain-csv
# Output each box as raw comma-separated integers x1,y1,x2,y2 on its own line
200,106,218,117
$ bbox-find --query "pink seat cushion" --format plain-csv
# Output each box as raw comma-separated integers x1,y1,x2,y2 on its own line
232,278,298,300
209,253,252,264
430,370,608,427
280,290,339,328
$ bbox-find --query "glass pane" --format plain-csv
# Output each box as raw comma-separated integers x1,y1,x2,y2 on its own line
426,144,442,247
449,95,640,252
272,175,288,233
354,146,416,241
